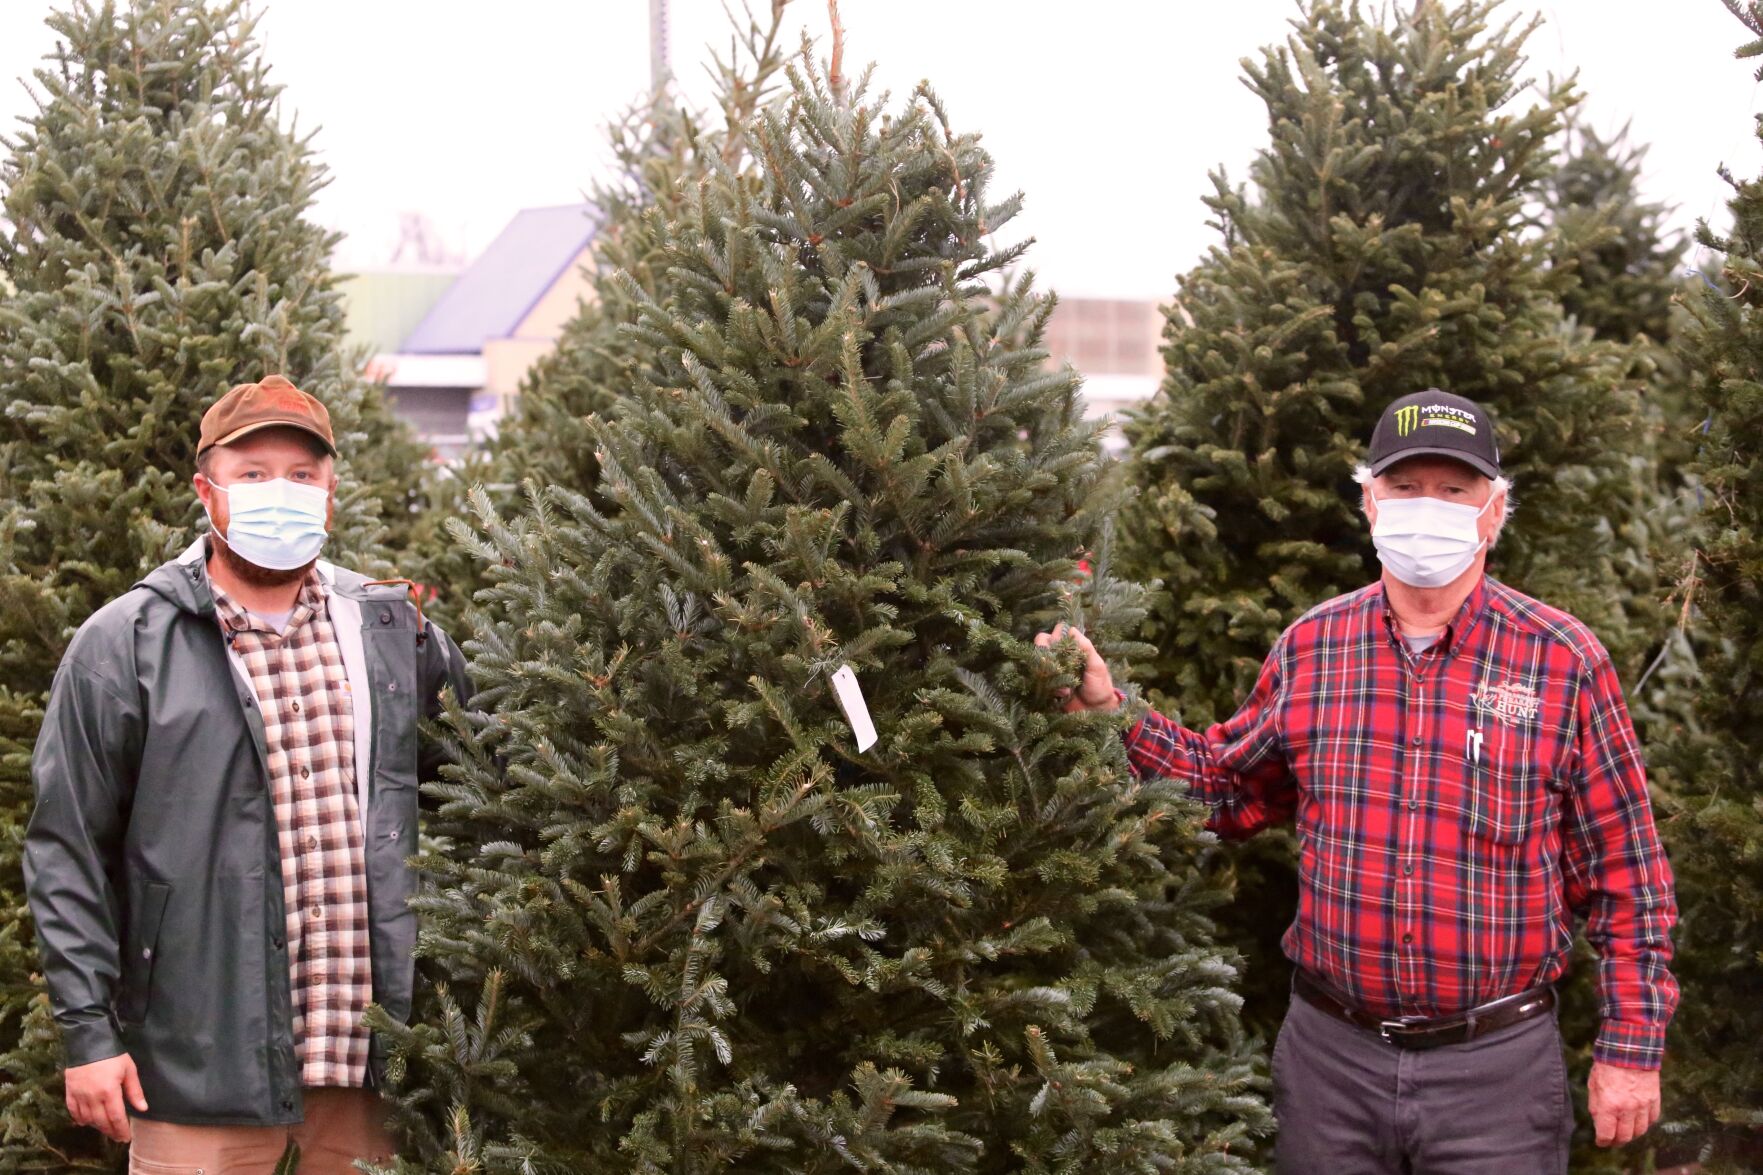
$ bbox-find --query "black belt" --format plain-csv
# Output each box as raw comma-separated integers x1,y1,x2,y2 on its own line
1293,970,1555,1049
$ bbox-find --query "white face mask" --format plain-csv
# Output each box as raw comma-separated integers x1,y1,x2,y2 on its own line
209,478,331,571
1369,489,1497,589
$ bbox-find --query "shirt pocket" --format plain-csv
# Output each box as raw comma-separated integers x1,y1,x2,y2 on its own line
1463,755,1537,846
1461,718,1558,848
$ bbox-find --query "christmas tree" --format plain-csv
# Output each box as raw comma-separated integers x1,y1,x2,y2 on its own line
375,43,1270,1173
1549,122,1685,351
411,2,794,630
1120,0,1653,729
1655,2,1763,1166
0,1,431,1167
1544,119,1701,748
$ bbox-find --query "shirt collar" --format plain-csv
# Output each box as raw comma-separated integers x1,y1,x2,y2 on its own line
1377,574,1488,659
208,558,329,639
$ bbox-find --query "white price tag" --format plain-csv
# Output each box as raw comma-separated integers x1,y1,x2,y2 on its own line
829,664,878,752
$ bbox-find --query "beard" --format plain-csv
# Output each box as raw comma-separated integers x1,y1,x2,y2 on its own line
207,529,316,588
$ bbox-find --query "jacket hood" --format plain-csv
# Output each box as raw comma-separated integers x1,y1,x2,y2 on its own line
136,540,218,617
139,537,366,617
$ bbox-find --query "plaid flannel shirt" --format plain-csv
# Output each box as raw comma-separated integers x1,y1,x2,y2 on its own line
1124,576,1678,1069
214,573,372,1087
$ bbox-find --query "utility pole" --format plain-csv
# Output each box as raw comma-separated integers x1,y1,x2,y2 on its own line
649,0,671,94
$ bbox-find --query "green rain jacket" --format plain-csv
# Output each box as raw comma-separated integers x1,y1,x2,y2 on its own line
24,540,468,1126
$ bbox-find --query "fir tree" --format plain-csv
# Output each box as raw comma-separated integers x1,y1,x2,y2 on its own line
1121,0,1651,729
1655,3,1763,1167
412,2,794,630
1546,119,1701,744
376,47,1270,1173
1550,122,1685,351
0,1,430,1166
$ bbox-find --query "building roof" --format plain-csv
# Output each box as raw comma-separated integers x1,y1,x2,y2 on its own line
338,269,461,354
401,203,597,355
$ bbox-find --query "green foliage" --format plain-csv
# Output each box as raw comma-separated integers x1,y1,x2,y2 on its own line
1120,0,1661,729
378,51,1270,1172
1545,120,1701,752
1654,4,1763,1168
1550,121,1686,350
0,1,430,1166
410,2,794,632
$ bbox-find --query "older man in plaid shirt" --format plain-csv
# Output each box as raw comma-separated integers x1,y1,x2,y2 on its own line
1040,391,1677,1173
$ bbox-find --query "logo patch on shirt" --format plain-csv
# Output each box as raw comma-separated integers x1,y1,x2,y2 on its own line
1471,679,1540,725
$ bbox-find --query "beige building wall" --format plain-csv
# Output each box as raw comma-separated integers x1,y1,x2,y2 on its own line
1042,297,1162,377
479,246,600,417
1041,297,1164,436
512,246,597,341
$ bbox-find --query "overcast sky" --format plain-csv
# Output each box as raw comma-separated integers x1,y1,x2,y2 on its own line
2,1,1758,298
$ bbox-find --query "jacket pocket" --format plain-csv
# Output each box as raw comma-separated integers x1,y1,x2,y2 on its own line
118,882,171,1025
370,641,419,792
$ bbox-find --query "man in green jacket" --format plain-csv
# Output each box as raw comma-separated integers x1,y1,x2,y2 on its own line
25,376,468,1174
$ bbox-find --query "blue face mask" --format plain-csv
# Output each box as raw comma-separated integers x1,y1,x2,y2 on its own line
211,478,330,570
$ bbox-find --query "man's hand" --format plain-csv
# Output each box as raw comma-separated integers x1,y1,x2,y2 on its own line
65,1053,147,1143
1587,1061,1660,1148
1033,623,1118,713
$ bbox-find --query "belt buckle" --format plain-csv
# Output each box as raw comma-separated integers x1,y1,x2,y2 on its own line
1378,1018,1413,1044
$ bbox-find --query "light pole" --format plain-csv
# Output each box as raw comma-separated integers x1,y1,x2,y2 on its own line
649,0,671,95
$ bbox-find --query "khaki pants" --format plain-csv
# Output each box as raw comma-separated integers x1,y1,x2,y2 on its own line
129,1087,395,1175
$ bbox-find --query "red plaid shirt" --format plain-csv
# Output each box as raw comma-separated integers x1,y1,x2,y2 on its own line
1124,576,1678,1069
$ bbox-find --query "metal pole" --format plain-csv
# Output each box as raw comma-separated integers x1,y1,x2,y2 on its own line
649,0,671,94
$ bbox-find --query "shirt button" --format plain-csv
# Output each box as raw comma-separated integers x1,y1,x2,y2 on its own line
142,947,152,960
301,766,311,778
291,701,301,712
387,681,398,693
310,905,324,919
272,937,285,950
1403,862,1414,875
1402,933,1414,944
1407,799,1419,811
389,830,400,842
307,835,320,851
379,610,393,625
1410,733,1422,746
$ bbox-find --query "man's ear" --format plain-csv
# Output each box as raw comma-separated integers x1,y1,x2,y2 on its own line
193,472,216,513
1362,484,1377,523
1486,488,1508,539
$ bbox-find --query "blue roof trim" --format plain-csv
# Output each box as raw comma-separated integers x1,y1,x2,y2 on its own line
401,203,598,355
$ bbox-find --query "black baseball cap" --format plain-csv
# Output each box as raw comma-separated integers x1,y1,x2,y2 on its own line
1367,390,1500,480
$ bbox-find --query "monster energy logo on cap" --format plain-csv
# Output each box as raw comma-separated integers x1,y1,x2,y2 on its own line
1368,389,1501,479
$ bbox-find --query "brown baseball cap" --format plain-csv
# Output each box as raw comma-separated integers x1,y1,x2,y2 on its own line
198,375,337,457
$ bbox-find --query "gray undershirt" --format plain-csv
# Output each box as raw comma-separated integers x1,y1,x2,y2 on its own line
1404,631,1442,654
248,608,293,635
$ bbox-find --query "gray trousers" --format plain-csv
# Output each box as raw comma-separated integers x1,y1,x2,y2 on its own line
1272,992,1573,1174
